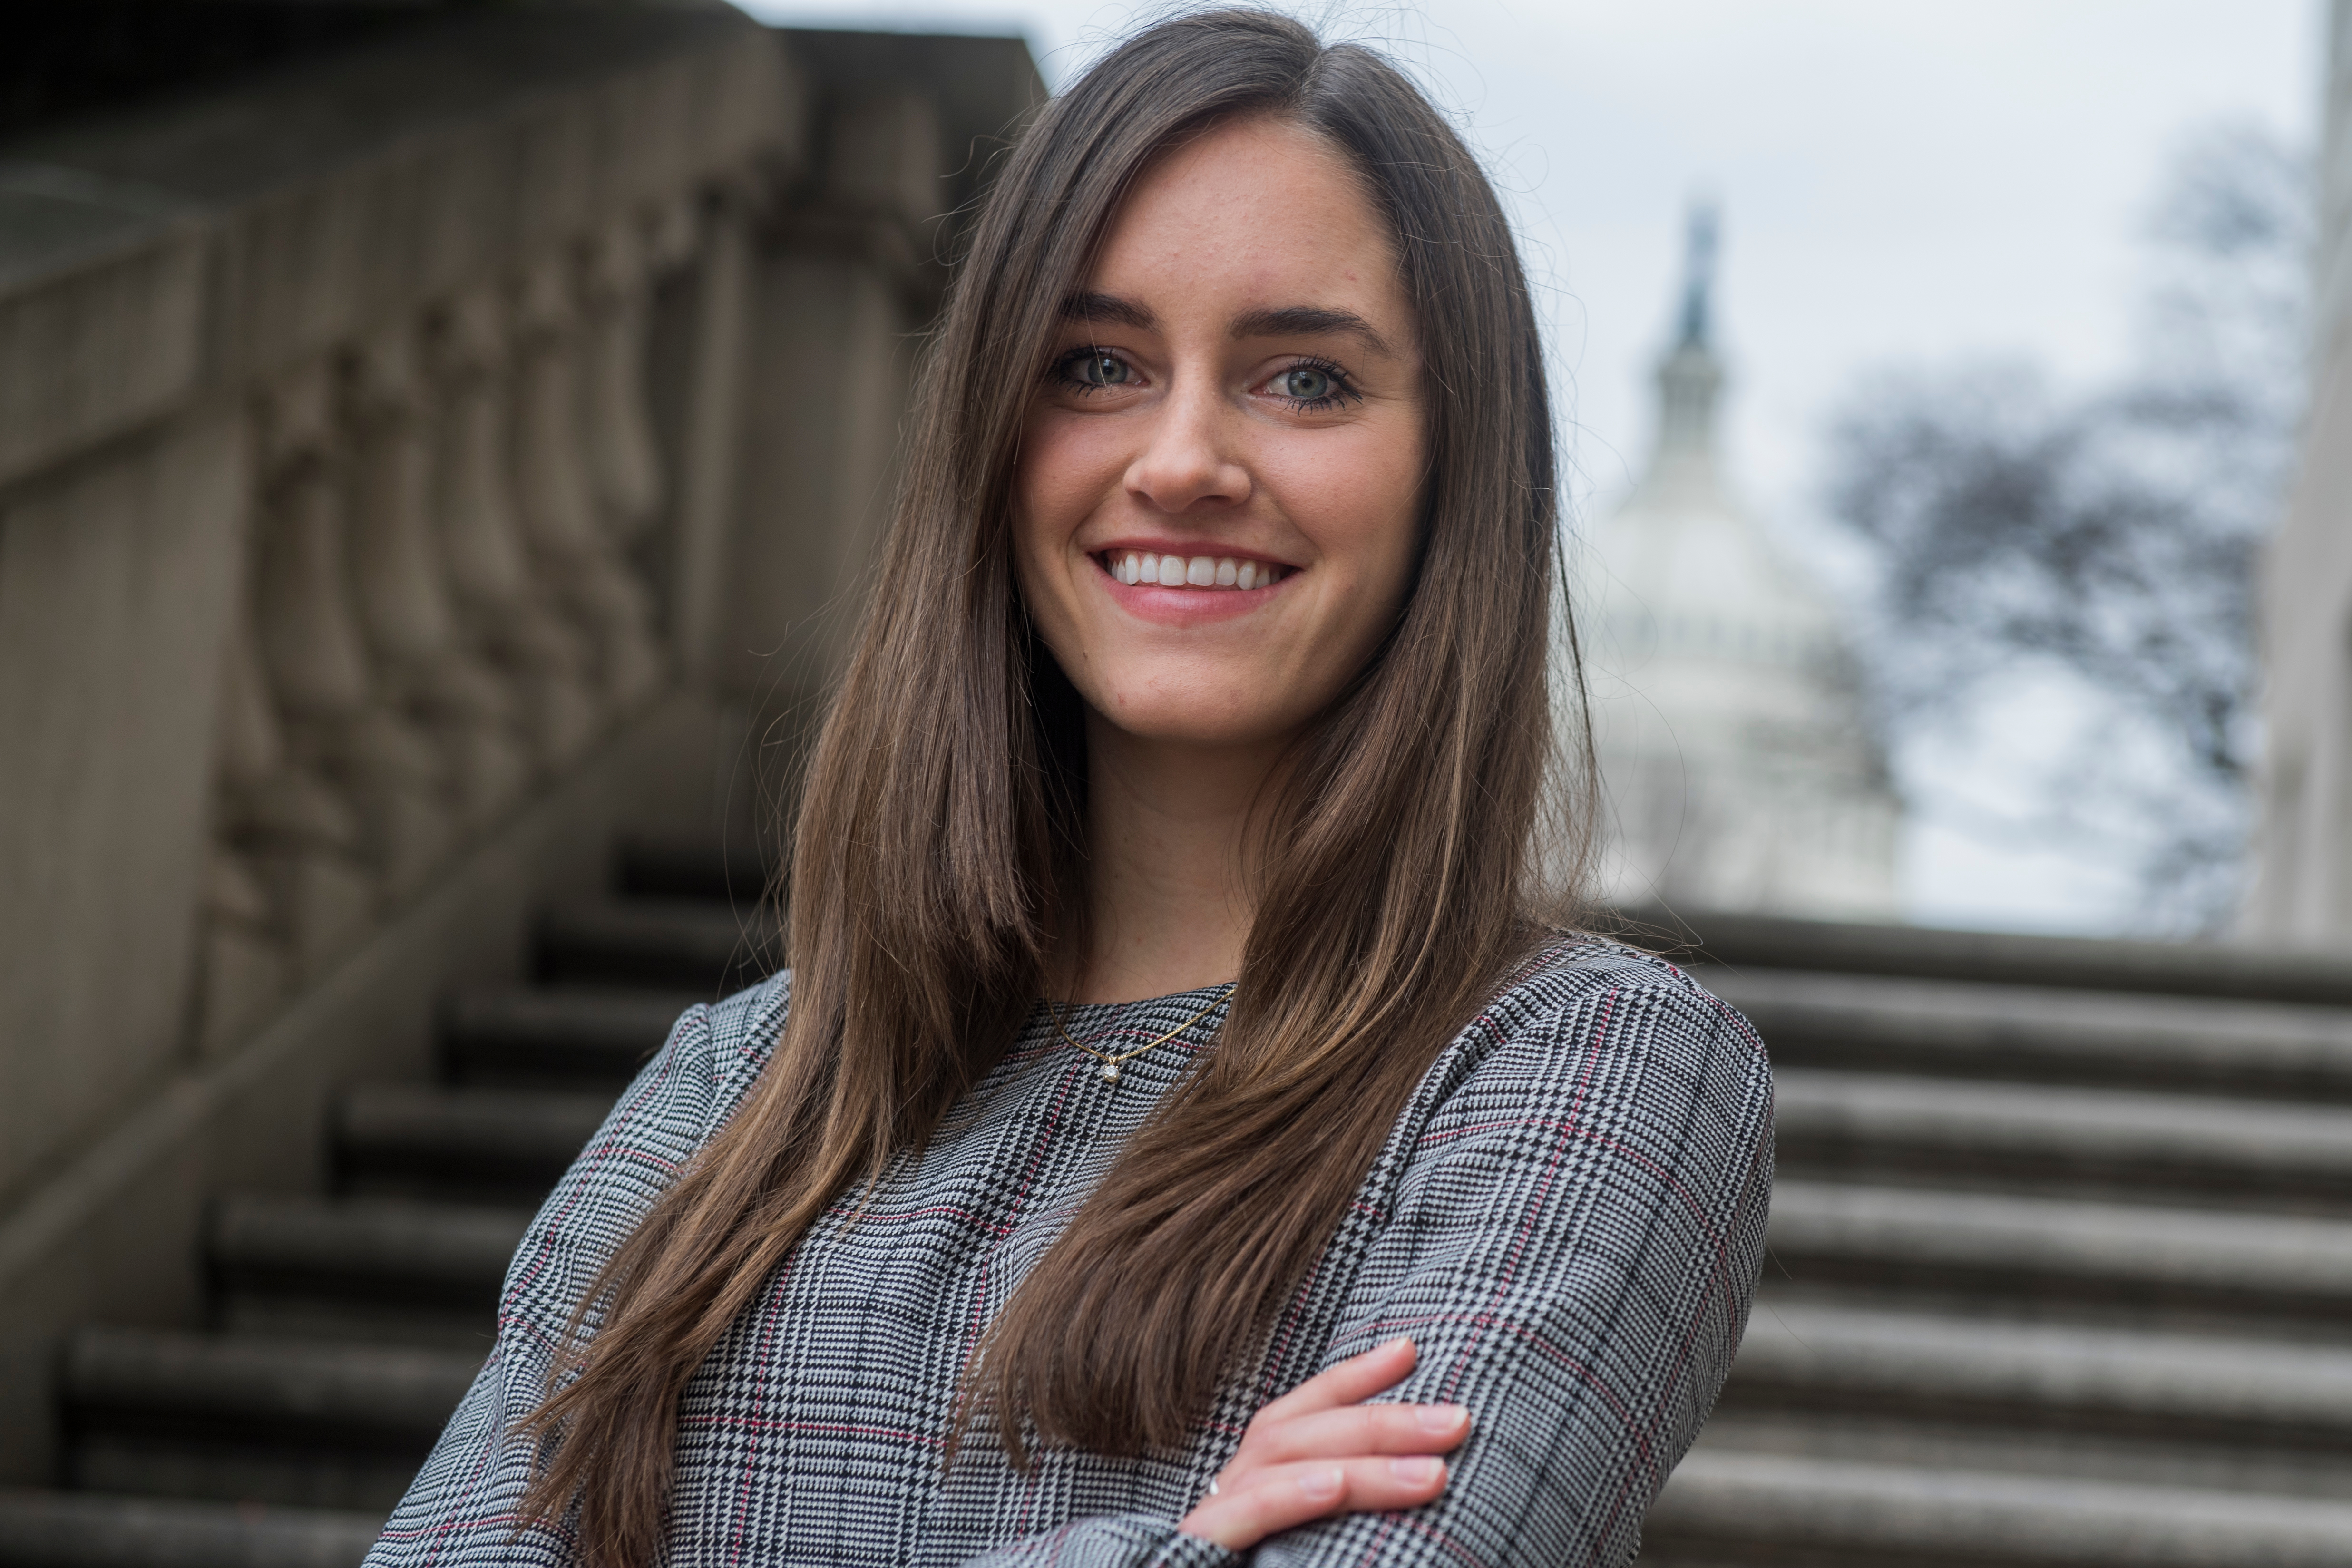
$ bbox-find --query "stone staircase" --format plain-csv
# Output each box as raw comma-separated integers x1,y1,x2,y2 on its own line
1642,917,2352,1566
8,874,2352,1565
0,838,771,1567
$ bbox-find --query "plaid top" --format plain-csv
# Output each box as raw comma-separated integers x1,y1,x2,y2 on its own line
368,937,1772,1567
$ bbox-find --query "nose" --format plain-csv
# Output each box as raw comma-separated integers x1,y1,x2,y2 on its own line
1123,381,1251,515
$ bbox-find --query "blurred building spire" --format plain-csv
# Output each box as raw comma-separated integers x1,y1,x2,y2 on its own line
1653,201,1725,476
1571,199,1901,921
1677,201,1718,350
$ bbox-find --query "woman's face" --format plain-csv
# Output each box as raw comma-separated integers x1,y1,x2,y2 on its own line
1014,116,1425,752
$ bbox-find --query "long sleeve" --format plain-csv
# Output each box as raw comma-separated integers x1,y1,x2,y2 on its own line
365,981,778,1567
1244,974,1774,1568
954,1517,1238,1568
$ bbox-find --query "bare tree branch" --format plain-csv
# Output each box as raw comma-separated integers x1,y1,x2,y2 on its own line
1821,122,2306,933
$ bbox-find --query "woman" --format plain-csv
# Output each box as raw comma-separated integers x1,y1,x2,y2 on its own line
369,11,1771,1566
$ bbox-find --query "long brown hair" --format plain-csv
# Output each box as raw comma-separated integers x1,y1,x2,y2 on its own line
520,11,1594,1561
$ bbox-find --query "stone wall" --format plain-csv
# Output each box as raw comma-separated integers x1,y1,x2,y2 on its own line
2250,0,2352,940
0,7,1040,1480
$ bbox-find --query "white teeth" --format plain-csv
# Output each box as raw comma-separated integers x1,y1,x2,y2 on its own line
1105,550,1283,590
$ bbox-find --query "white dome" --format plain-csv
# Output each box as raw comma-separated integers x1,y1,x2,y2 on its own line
1570,214,1900,920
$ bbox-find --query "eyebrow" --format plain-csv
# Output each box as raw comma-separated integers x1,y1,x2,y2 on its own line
1230,305,1395,357
1060,291,1157,331
1058,293,1397,358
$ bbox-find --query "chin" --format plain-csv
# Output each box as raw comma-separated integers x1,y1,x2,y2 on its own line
1094,689,1299,750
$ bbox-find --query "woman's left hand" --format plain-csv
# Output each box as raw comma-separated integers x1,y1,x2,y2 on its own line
1177,1338,1470,1551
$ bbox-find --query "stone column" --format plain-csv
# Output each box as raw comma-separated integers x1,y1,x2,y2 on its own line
2250,0,2352,942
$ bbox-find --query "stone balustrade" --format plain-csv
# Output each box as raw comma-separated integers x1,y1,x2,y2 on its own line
211,220,690,1046
0,5,807,1203
0,6,1041,1484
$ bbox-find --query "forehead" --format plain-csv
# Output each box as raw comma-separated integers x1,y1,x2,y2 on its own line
1088,117,1405,321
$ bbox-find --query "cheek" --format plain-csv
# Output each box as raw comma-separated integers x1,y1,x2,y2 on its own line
1016,411,1121,537
1010,418,1113,676
1279,430,1424,601
1330,448,1425,674
1011,422,1082,602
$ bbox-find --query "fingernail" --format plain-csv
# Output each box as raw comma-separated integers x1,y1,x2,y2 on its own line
1390,1456,1444,1484
1416,1404,1469,1433
1300,1467,1345,1501
1383,1336,1414,1354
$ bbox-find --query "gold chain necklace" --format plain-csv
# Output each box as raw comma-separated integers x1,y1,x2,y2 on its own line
1046,984,1236,1083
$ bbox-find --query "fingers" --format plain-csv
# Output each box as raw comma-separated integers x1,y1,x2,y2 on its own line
1186,1338,1464,1551
1243,1400,1470,1465
1179,1455,1451,1551
1253,1337,1418,1423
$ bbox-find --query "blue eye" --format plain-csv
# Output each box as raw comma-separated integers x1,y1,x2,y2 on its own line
1266,360,1356,408
1065,351,1131,388
1276,366,1333,402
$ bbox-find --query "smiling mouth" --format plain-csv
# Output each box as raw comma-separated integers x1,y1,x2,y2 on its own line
1098,549,1293,590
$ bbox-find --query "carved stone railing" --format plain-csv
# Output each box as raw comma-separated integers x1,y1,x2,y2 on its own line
204,224,692,1047
0,0,800,1336
122,23,802,1053
0,8,1042,1484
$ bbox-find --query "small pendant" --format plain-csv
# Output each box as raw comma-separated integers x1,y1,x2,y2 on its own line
1098,1062,1121,1083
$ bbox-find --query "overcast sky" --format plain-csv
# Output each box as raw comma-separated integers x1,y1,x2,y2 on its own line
748,0,2322,933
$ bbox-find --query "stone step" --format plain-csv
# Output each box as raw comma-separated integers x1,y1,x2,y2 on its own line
0,1490,380,1568
1705,966,2352,1099
207,1196,529,1342
1725,1301,2352,1457
438,982,695,1089
1631,907,2352,1007
333,1084,609,1200
1641,1449,2352,1567
1776,1068,2352,1204
65,1328,478,1446
61,1329,477,1510
1769,1179,2352,1323
534,897,772,993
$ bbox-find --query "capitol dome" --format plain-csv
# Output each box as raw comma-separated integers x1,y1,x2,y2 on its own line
1576,208,1901,919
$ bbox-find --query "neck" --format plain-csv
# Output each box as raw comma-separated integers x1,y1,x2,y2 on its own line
1063,710,1283,1003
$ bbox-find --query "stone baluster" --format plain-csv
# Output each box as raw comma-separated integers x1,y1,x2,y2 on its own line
254,361,451,898
646,189,702,281
345,323,530,827
581,216,667,544
429,286,601,769
511,251,663,706
206,609,371,1030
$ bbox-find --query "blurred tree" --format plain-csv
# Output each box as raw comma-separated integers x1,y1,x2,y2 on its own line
1824,122,2307,933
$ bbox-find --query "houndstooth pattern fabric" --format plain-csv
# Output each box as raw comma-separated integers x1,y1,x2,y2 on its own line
367,937,1772,1568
